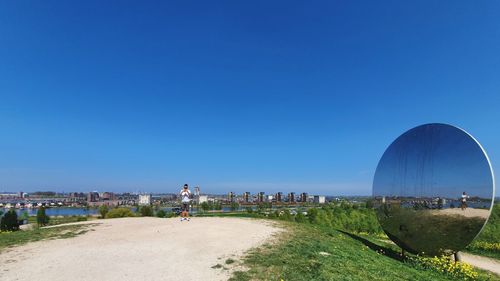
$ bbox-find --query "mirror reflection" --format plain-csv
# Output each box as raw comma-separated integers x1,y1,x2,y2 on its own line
373,123,495,256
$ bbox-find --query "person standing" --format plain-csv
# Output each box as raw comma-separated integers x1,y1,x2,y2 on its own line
460,191,469,211
179,184,191,221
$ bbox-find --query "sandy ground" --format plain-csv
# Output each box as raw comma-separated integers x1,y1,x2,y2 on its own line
433,208,490,218
461,253,500,276
0,217,281,281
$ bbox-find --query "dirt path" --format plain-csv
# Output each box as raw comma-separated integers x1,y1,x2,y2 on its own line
0,217,281,281
461,252,500,276
434,208,490,219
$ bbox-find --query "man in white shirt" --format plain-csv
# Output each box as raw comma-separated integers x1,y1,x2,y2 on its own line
179,184,191,221
460,191,469,211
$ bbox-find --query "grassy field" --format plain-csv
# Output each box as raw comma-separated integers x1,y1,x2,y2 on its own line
466,204,500,260
0,223,95,253
228,222,499,281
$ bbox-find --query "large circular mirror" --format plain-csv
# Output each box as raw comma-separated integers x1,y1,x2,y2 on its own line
373,123,495,256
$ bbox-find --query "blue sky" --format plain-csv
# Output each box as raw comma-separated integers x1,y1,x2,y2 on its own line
0,1,499,195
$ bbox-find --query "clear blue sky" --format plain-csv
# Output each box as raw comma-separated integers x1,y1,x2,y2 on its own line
0,1,499,195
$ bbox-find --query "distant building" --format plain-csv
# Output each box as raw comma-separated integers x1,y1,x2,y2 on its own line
313,195,326,204
275,192,283,202
87,192,99,202
258,192,265,203
101,192,115,201
300,192,308,202
288,192,295,203
138,194,152,205
198,195,208,204
266,195,273,202
227,192,235,202
243,192,251,203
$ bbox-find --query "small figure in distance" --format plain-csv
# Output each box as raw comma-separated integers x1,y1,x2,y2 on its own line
460,191,469,211
180,184,191,221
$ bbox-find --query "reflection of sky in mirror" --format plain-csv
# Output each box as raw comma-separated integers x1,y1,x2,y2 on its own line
373,124,493,199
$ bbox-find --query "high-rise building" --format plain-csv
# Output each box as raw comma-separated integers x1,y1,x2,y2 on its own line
300,192,308,202
258,192,265,202
275,192,283,202
227,192,235,202
313,195,326,204
288,192,295,203
243,192,250,203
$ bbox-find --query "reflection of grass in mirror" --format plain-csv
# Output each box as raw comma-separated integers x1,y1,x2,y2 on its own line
467,203,500,260
377,204,485,256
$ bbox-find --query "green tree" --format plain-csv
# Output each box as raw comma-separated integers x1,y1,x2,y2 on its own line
295,211,306,223
230,202,240,211
0,208,19,231
140,205,154,216
307,208,318,223
99,205,109,218
36,207,50,227
214,201,222,210
21,211,29,223
156,209,166,218
201,202,210,211
365,199,374,209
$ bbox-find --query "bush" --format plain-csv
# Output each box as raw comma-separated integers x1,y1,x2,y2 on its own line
106,208,135,218
246,207,253,213
165,211,175,218
156,209,166,218
139,205,154,217
201,202,209,211
0,209,19,231
295,211,306,223
230,202,240,211
99,205,109,218
36,207,50,227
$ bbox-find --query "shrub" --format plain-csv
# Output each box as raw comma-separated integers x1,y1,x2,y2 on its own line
165,211,175,218
295,211,306,223
156,209,166,218
0,209,19,231
106,208,135,218
201,202,209,211
139,205,154,217
230,202,240,211
99,205,109,218
36,207,50,226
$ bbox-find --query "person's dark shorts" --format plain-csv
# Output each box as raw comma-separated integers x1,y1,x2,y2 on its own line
182,203,189,212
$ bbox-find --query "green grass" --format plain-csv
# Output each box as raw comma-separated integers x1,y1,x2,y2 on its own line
466,204,500,260
0,224,95,252
193,211,262,218
228,222,499,281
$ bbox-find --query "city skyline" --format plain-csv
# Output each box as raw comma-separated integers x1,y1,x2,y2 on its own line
1,1,499,196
